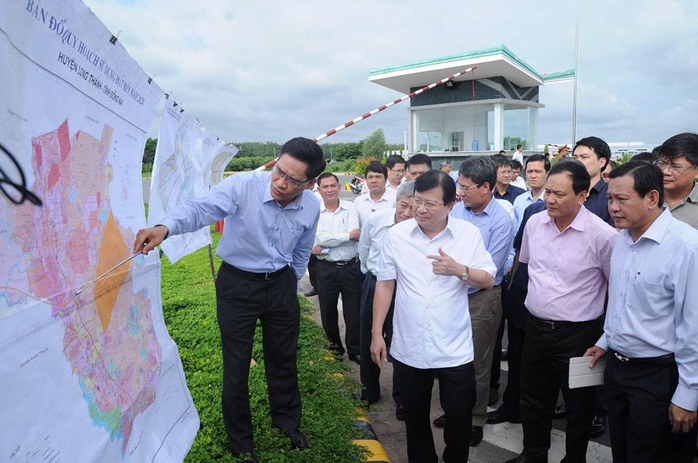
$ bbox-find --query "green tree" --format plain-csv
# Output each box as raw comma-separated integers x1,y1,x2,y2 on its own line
503,136,527,150
361,129,387,160
332,142,363,161
232,141,281,157
142,138,158,175
143,138,158,164
385,142,405,153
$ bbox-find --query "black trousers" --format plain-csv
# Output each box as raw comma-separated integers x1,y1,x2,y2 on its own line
359,273,399,405
316,258,362,356
500,320,525,416
394,359,476,463
307,254,318,289
490,275,510,390
605,353,697,463
216,262,301,454
520,316,600,463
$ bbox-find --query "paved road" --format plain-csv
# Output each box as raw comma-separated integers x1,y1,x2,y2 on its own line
298,277,618,463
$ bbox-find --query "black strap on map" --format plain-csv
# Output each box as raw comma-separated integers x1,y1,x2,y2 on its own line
0,143,43,207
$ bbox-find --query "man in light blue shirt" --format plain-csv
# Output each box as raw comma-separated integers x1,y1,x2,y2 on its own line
435,156,513,446
586,161,698,463
133,137,325,463
512,154,550,230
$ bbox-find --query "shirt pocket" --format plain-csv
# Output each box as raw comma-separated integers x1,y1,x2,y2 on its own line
631,275,668,317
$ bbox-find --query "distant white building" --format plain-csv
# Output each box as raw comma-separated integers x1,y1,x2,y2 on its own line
369,45,573,167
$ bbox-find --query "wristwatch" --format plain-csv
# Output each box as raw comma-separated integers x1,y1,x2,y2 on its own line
459,266,469,281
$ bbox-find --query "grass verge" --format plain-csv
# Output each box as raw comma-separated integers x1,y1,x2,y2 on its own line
161,231,367,462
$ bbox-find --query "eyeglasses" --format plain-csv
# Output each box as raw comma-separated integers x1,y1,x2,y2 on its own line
273,164,309,188
389,167,405,174
412,198,444,210
457,183,481,193
654,160,697,175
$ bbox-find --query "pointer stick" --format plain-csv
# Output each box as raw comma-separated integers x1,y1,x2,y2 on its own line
75,251,142,296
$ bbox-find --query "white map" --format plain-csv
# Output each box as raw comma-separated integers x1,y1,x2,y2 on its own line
203,137,237,189
0,0,199,461
148,99,211,263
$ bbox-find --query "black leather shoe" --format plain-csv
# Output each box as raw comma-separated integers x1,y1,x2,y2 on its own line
470,425,483,447
553,403,568,419
488,386,499,406
232,451,259,463
395,404,405,421
348,353,361,364
486,406,522,424
590,415,605,438
433,413,446,428
283,429,309,450
303,288,317,297
504,453,547,463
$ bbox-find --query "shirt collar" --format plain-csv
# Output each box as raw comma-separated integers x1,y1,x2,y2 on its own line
409,215,456,240
590,178,607,194
466,196,497,216
524,190,543,202
662,182,698,210
320,199,347,213
630,207,671,244
542,205,589,232
364,189,391,203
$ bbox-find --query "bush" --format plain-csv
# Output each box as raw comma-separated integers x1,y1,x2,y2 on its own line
225,156,276,172
161,232,366,462
325,159,357,174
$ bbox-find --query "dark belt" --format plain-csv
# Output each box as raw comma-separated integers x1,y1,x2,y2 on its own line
318,256,359,269
530,315,598,331
610,349,675,366
226,263,289,281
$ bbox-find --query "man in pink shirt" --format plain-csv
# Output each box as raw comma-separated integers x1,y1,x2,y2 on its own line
505,160,617,463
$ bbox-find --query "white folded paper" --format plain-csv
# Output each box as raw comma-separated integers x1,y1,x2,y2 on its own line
569,356,606,389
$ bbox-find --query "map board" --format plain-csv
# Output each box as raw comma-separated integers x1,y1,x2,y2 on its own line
0,0,199,461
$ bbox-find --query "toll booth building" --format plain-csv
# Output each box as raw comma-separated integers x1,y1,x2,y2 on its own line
369,45,572,159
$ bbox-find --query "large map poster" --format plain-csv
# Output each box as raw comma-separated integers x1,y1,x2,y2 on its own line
0,1,199,461
148,99,210,264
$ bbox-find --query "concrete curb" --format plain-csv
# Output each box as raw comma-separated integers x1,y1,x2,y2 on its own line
354,414,390,462
322,349,390,462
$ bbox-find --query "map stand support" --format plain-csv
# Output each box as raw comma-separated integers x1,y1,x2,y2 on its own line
207,244,216,283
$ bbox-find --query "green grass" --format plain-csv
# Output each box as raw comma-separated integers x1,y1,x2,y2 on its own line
161,230,367,462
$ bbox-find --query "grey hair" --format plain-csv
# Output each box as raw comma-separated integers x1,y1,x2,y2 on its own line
396,180,415,200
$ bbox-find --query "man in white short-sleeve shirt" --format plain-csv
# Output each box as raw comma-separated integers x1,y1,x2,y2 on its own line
370,170,496,463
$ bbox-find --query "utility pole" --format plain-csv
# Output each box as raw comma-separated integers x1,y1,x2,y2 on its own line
572,0,580,145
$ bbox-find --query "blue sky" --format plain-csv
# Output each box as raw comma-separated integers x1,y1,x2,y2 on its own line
85,0,697,149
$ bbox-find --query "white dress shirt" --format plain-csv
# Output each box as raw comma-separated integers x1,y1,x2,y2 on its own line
386,182,401,193
510,176,527,190
377,217,496,369
314,199,360,262
358,208,395,274
512,150,524,164
354,189,397,226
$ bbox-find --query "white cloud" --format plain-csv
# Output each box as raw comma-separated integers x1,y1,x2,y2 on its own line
84,0,697,147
